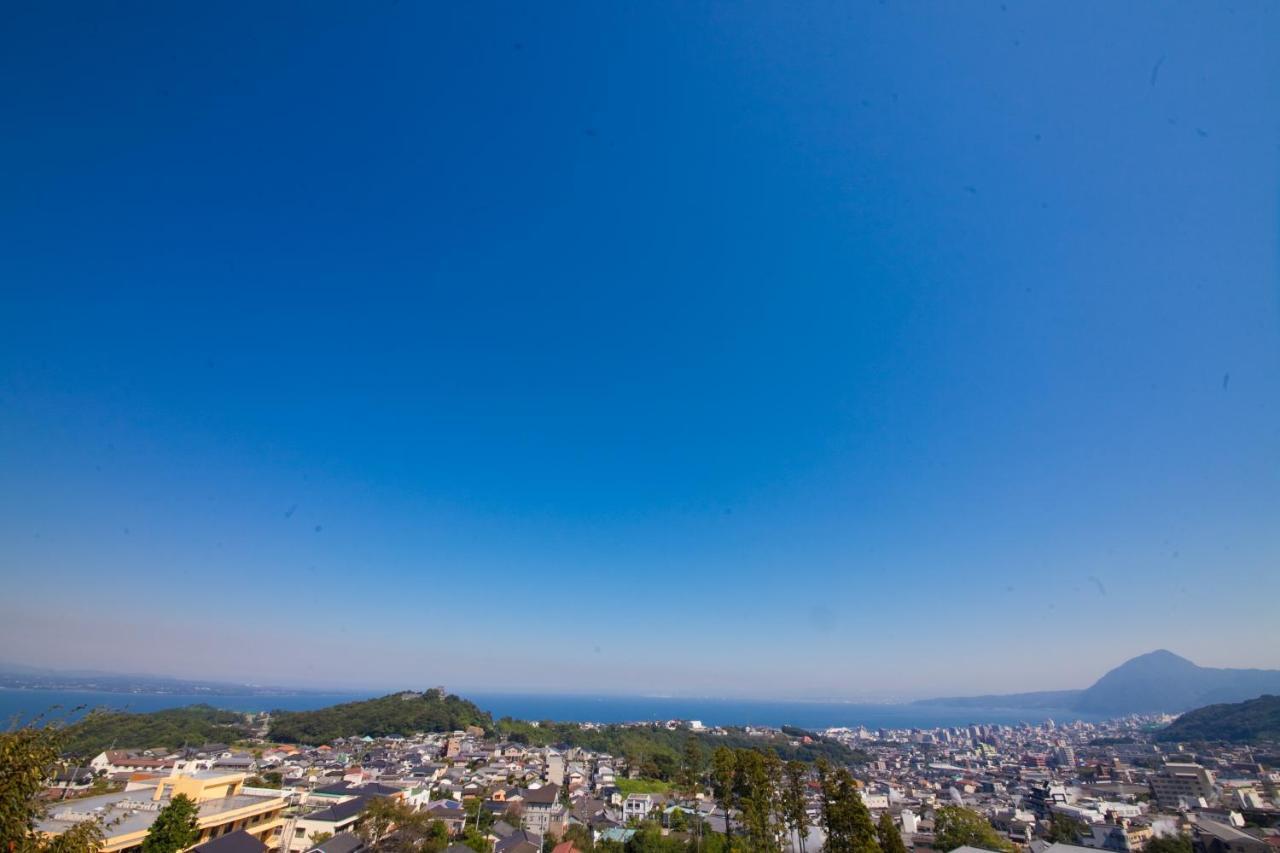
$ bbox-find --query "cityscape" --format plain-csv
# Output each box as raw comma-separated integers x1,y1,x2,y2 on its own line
10,654,1280,852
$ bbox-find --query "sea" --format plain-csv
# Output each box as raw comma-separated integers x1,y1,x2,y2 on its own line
0,687,1105,730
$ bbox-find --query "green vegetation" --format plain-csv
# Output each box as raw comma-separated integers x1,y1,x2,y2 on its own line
494,718,866,780
780,725,815,739
616,778,672,795
1156,695,1280,743
141,794,200,853
933,806,1016,853
269,689,493,744
61,705,247,757
816,760,879,853
1144,836,1194,853
783,761,811,853
877,811,907,853
357,798,454,852
1046,813,1085,844
1,720,105,853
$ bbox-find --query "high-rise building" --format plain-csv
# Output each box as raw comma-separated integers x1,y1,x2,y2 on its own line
1150,762,1216,808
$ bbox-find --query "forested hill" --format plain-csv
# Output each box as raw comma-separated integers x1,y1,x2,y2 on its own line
268,690,493,743
1156,695,1280,743
62,705,249,757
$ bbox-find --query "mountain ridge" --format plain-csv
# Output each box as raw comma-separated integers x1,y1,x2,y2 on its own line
915,650,1280,716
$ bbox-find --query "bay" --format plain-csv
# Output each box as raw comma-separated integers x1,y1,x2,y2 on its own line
1,687,1104,730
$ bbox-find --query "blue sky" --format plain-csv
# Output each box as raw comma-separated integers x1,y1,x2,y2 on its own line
1,1,1278,698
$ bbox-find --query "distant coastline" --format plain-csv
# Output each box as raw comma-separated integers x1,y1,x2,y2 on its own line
0,685,1107,731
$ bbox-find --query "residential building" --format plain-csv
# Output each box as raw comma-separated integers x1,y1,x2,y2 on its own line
41,771,286,853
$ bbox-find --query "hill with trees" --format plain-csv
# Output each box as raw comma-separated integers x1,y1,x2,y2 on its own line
494,717,866,778
61,705,249,757
268,689,493,743
1156,694,1280,743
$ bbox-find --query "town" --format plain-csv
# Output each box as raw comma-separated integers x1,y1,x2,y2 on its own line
31,701,1280,853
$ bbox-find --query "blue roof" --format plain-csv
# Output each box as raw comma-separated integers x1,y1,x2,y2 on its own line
598,828,637,842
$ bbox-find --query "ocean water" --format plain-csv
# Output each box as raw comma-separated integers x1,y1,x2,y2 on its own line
468,693,1104,729
0,687,1104,730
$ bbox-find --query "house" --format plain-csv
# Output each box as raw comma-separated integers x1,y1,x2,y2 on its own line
214,755,258,773
289,797,376,852
520,785,566,837
90,750,178,775
623,793,654,823
494,830,543,853
545,753,566,786
50,767,96,792
423,800,466,835
1193,818,1270,853
1082,823,1153,852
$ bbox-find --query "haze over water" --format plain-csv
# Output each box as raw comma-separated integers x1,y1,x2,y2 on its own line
0,688,1106,731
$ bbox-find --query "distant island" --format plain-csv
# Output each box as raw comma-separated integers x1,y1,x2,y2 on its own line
915,649,1280,715
0,662,344,697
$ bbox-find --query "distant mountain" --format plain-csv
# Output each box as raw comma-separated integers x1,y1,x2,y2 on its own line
0,662,339,697
1156,694,1280,743
915,650,1280,716
1075,650,1280,714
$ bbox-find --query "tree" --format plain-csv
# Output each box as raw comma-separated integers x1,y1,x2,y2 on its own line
816,762,879,853
676,737,704,801
877,811,907,853
460,825,491,852
781,761,810,853
2,720,104,853
1046,813,1084,844
933,806,1015,853
464,796,495,833
308,832,333,846
734,749,780,853
710,748,737,848
1145,836,1194,853
832,769,879,853
357,797,400,846
563,823,595,851
357,798,444,852
142,794,200,853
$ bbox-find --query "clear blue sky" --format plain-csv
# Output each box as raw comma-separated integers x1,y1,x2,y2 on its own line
1,1,1277,698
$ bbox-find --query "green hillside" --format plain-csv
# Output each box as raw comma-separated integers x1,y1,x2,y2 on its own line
268,689,493,743
62,705,249,757
1156,694,1280,743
